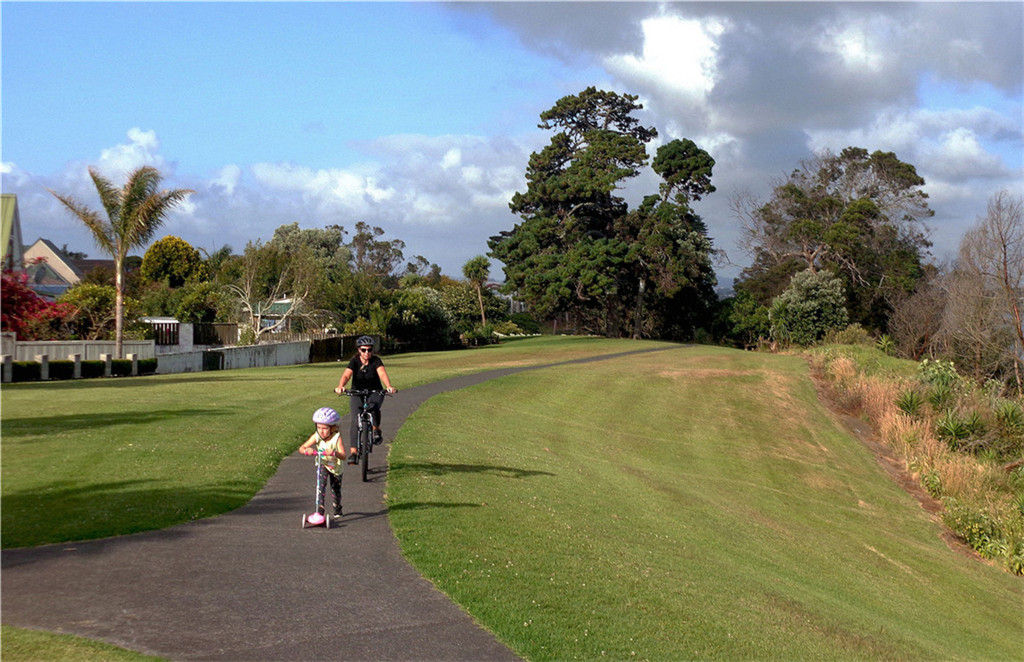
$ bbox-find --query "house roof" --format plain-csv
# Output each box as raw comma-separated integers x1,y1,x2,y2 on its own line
254,298,295,316
24,239,83,284
23,239,116,286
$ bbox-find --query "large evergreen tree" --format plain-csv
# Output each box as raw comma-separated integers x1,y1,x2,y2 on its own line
490,88,719,339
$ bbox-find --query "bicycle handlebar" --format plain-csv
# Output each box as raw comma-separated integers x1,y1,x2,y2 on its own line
339,389,394,397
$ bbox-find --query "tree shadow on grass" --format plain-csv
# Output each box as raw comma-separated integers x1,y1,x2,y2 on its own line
3,408,228,436
391,461,555,479
1,477,266,552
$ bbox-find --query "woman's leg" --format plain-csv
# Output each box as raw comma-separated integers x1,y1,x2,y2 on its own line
348,396,361,457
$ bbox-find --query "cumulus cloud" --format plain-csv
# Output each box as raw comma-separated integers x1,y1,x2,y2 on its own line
3,2,1019,282
605,14,726,106
95,128,167,179
1,125,533,275
471,1,1021,280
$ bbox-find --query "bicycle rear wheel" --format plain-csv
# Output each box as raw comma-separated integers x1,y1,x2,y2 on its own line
359,420,371,482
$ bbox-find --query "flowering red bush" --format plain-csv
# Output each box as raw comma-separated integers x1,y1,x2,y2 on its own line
1,270,77,340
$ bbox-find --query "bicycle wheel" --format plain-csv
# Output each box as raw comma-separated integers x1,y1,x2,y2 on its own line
359,418,371,482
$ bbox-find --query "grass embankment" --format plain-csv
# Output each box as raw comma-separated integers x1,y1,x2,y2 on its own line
388,345,1023,660
809,343,1024,575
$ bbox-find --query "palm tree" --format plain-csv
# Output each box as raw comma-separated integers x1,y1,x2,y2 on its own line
462,255,491,326
51,166,193,357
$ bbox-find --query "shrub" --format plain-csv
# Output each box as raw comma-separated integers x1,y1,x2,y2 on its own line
48,360,76,380
493,320,526,336
12,361,40,382
918,358,962,388
769,269,849,346
897,389,925,417
936,410,971,450
111,359,133,376
928,383,955,410
81,360,106,379
825,323,873,346
139,358,158,375
994,400,1024,435
509,312,541,335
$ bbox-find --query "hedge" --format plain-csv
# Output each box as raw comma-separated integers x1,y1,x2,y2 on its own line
7,357,158,382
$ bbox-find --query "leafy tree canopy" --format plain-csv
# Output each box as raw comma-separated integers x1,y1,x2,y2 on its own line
736,147,933,333
140,235,209,287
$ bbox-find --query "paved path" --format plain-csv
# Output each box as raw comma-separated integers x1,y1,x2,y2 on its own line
2,349,671,661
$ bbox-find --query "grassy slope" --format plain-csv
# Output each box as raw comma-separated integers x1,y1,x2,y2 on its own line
388,345,1022,661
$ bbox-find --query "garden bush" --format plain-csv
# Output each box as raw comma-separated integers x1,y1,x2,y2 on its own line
47,360,76,380
12,361,40,382
111,359,133,377
81,360,106,379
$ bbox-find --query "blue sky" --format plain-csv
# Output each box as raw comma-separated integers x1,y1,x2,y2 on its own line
3,2,1021,285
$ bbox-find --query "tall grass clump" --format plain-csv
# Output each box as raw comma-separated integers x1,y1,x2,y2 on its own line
809,345,1024,575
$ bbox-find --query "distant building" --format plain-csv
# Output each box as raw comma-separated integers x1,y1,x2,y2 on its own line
22,238,116,299
1,194,25,272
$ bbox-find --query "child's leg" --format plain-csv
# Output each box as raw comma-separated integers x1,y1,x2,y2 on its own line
330,473,342,515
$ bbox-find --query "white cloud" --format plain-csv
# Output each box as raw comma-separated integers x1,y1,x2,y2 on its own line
210,165,241,196
605,14,725,105
818,21,886,73
441,148,462,170
95,128,166,178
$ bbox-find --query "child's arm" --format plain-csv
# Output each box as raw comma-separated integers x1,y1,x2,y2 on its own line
298,434,317,456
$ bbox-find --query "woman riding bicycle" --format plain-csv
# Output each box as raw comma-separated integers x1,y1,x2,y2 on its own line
334,335,396,463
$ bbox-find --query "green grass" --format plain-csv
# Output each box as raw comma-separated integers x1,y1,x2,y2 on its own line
0,626,165,661
4,337,1022,660
1,336,657,548
388,346,1023,661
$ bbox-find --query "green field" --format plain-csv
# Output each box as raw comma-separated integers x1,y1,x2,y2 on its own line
2,337,1021,660
388,345,1022,660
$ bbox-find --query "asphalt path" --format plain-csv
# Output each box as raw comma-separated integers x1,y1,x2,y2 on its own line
2,348,672,661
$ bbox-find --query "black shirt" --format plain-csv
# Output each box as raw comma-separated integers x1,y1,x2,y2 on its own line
347,354,384,390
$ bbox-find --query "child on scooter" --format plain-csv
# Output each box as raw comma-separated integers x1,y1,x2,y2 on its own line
299,407,346,517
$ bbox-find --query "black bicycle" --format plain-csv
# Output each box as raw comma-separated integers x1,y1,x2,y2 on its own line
342,389,391,482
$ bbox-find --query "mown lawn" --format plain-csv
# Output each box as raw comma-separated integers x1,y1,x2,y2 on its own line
2,337,1020,660
388,345,1023,660
0,336,657,548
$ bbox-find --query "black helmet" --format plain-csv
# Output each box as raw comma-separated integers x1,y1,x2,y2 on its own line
356,335,375,349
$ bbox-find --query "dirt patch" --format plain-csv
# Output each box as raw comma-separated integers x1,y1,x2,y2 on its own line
808,371,984,563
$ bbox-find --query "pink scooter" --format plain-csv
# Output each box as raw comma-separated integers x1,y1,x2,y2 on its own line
302,449,332,529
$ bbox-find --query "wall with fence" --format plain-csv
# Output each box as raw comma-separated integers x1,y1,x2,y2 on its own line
1,334,156,361
210,341,312,371
2,333,365,381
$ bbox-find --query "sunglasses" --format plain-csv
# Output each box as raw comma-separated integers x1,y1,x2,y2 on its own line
359,347,373,353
